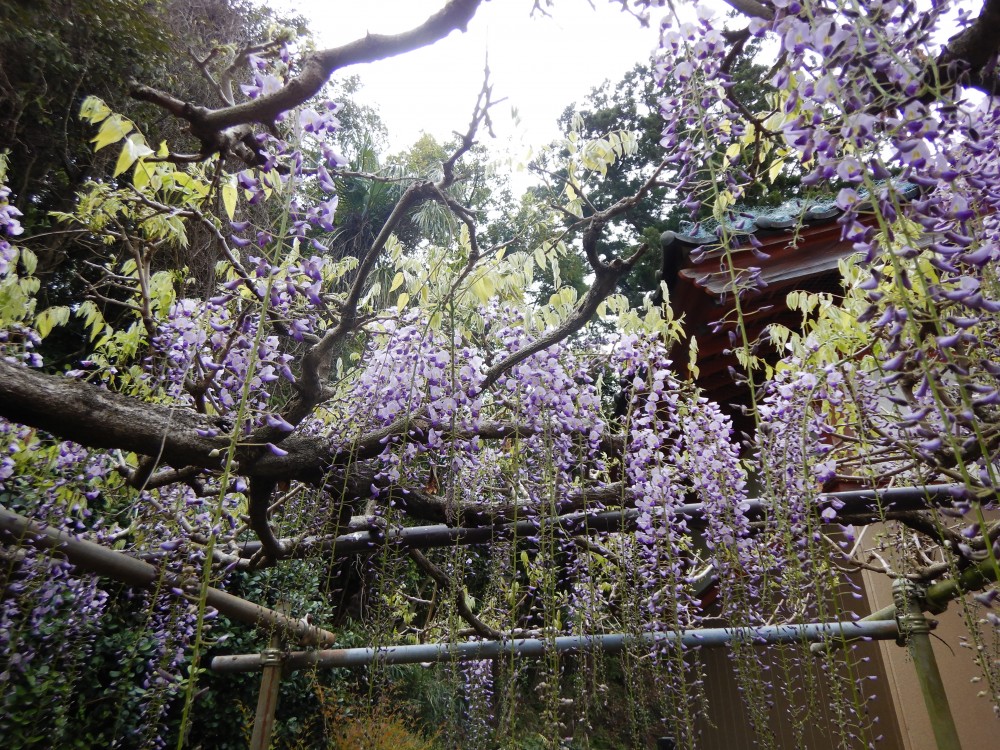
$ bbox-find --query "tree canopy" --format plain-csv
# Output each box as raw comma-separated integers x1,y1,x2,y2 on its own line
2,0,1000,747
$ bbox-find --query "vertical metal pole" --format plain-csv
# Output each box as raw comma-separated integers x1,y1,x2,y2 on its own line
249,637,285,750
892,579,962,750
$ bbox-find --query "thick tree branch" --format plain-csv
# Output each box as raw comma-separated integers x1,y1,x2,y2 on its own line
0,359,227,469
248,478,285,561
0,359,627,523
937,0,1000,95
131,0,485,156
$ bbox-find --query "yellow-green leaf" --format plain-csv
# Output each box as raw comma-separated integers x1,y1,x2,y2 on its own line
92,114,133,152
115,134,154,177
133,160,154,191
35,305,71,339
688,335,700,380
222,181,238,221
558,286,577,308
386,234,403,263
470,277,489,304
724,142,741,168
75,301,107,341
712,190,735,221
80,96,111,125
20,248,37,276
389,271,405,293
395,292,410,312
768,158,784,183
481,275,496,299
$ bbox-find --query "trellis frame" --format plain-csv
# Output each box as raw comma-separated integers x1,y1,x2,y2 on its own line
2,483,989,749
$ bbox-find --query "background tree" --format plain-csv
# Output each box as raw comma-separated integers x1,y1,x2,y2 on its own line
530,44,794,307
1,0,307,369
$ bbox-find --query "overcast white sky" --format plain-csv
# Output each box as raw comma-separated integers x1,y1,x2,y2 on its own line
272,1,663,157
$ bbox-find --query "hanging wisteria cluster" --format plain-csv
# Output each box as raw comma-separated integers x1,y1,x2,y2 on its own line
648,0,1000,735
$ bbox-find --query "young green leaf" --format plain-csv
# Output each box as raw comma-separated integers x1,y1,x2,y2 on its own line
35,305,71,339
79,96,111,125
92,114,133,152
115,134,154,177
222,181,238,221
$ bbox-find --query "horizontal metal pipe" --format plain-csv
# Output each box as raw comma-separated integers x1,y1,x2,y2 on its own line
234,484,971,559
210,619,900,673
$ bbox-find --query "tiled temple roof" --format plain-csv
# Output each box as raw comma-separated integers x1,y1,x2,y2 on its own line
656,182,918,429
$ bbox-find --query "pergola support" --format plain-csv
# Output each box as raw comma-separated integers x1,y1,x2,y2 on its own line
249,633,286,750
210,619,901,674
0,506,336,646
893,579,962,750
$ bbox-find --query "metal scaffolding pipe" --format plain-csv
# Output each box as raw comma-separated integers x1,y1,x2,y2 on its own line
210,619,900,674
233,484,971,559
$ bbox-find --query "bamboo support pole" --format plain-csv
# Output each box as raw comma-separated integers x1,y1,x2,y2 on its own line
249,609,287,750
892,579,962,750
0,506,336,646
866,559,1000,623
810,556,1000,655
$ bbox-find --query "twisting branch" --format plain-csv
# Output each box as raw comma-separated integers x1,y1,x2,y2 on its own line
0,358,228,469
187,47,231,106
408,548,502,639
341,170,662,459
471,160,669,393
248,477,285,562
131,0,486,159
261,82,500,445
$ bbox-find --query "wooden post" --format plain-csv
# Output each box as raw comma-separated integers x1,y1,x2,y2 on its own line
892,579,962,750
249,633,285,750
